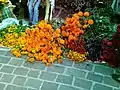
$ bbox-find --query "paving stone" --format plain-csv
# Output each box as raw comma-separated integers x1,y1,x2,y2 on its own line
40,71,57,81
28,88,37,90
27,70,40,78
0,74,14,83
13,76,26,86
47,65,65,74
93,83,113,90
94,65,114,76
41,81,58,90
74,62,93,71
0,56,11,64
0,64,2,68
56,75,73,85
0,65,15,73
6,85,27,90
0,72,3,78
33,62,45,70
25,78,42,89
61,58,73,66
14,67,29,75
0,47,10,50
114,88,120,90
23,61,34,68
20,56,27,59
0,82,5,90
74,77,92,89
9,58,23,66
0,50,7,55
66,68,86,78
87,72,103,83
5,51,14,57
103,76,120,88
59,85,81,90
94,63,109,67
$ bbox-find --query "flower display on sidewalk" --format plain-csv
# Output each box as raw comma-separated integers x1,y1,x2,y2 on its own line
0,6,119,67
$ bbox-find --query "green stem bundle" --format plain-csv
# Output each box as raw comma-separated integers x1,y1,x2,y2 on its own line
44,0,50,20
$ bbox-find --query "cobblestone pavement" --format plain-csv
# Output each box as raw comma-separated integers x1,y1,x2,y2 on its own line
0,47,120,90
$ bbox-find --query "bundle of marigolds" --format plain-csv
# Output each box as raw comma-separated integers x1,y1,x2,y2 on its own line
11,21,65,66
0,25,27,48
66,38,88,62
61,11,93,61
61,11,94,48
67,50,88,62
61,11,94,42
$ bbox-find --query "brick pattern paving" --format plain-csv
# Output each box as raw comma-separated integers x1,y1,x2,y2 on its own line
0,47,120,90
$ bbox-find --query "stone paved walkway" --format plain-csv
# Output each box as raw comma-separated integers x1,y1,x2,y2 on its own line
0,47,120,90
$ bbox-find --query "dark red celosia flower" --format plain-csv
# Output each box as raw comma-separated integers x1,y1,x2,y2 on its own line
65,38,86,54
100,39,118,66
100,24,120,67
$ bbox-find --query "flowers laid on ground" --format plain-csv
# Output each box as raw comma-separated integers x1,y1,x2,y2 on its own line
11,21,64,65
61,11,94,62
0,25,27,48
61,11,94,45
67,50,88,62
61,11,94,43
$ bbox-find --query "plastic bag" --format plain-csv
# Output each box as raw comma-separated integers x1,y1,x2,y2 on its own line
0,18,19,30
2,18,19,25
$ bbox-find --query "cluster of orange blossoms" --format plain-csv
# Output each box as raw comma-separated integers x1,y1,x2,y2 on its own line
7,11,94,65
61,11,94,43
61,11,94,62
11,21,64,66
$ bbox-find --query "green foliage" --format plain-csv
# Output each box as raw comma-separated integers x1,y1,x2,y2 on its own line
49,18,64,30
84,16,116,41
0,1,4,10
84,2,116,41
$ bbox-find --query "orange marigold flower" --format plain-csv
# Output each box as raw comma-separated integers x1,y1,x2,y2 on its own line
55,28,61,34
84,20,88,24
73,13,78,17
25,28,31,34
79,30,84,34
78,11,83,17
28,58,35,63
84,12,90,17
59,39,65,45
88,19,94,25
78,23,82,27
31,49,36,54
83,25,88,29
28,53,34,57
15,53,21,58
46,63,51,66
42,60,47,63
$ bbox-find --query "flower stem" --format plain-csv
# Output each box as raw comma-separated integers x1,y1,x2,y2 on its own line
44,0,50,20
